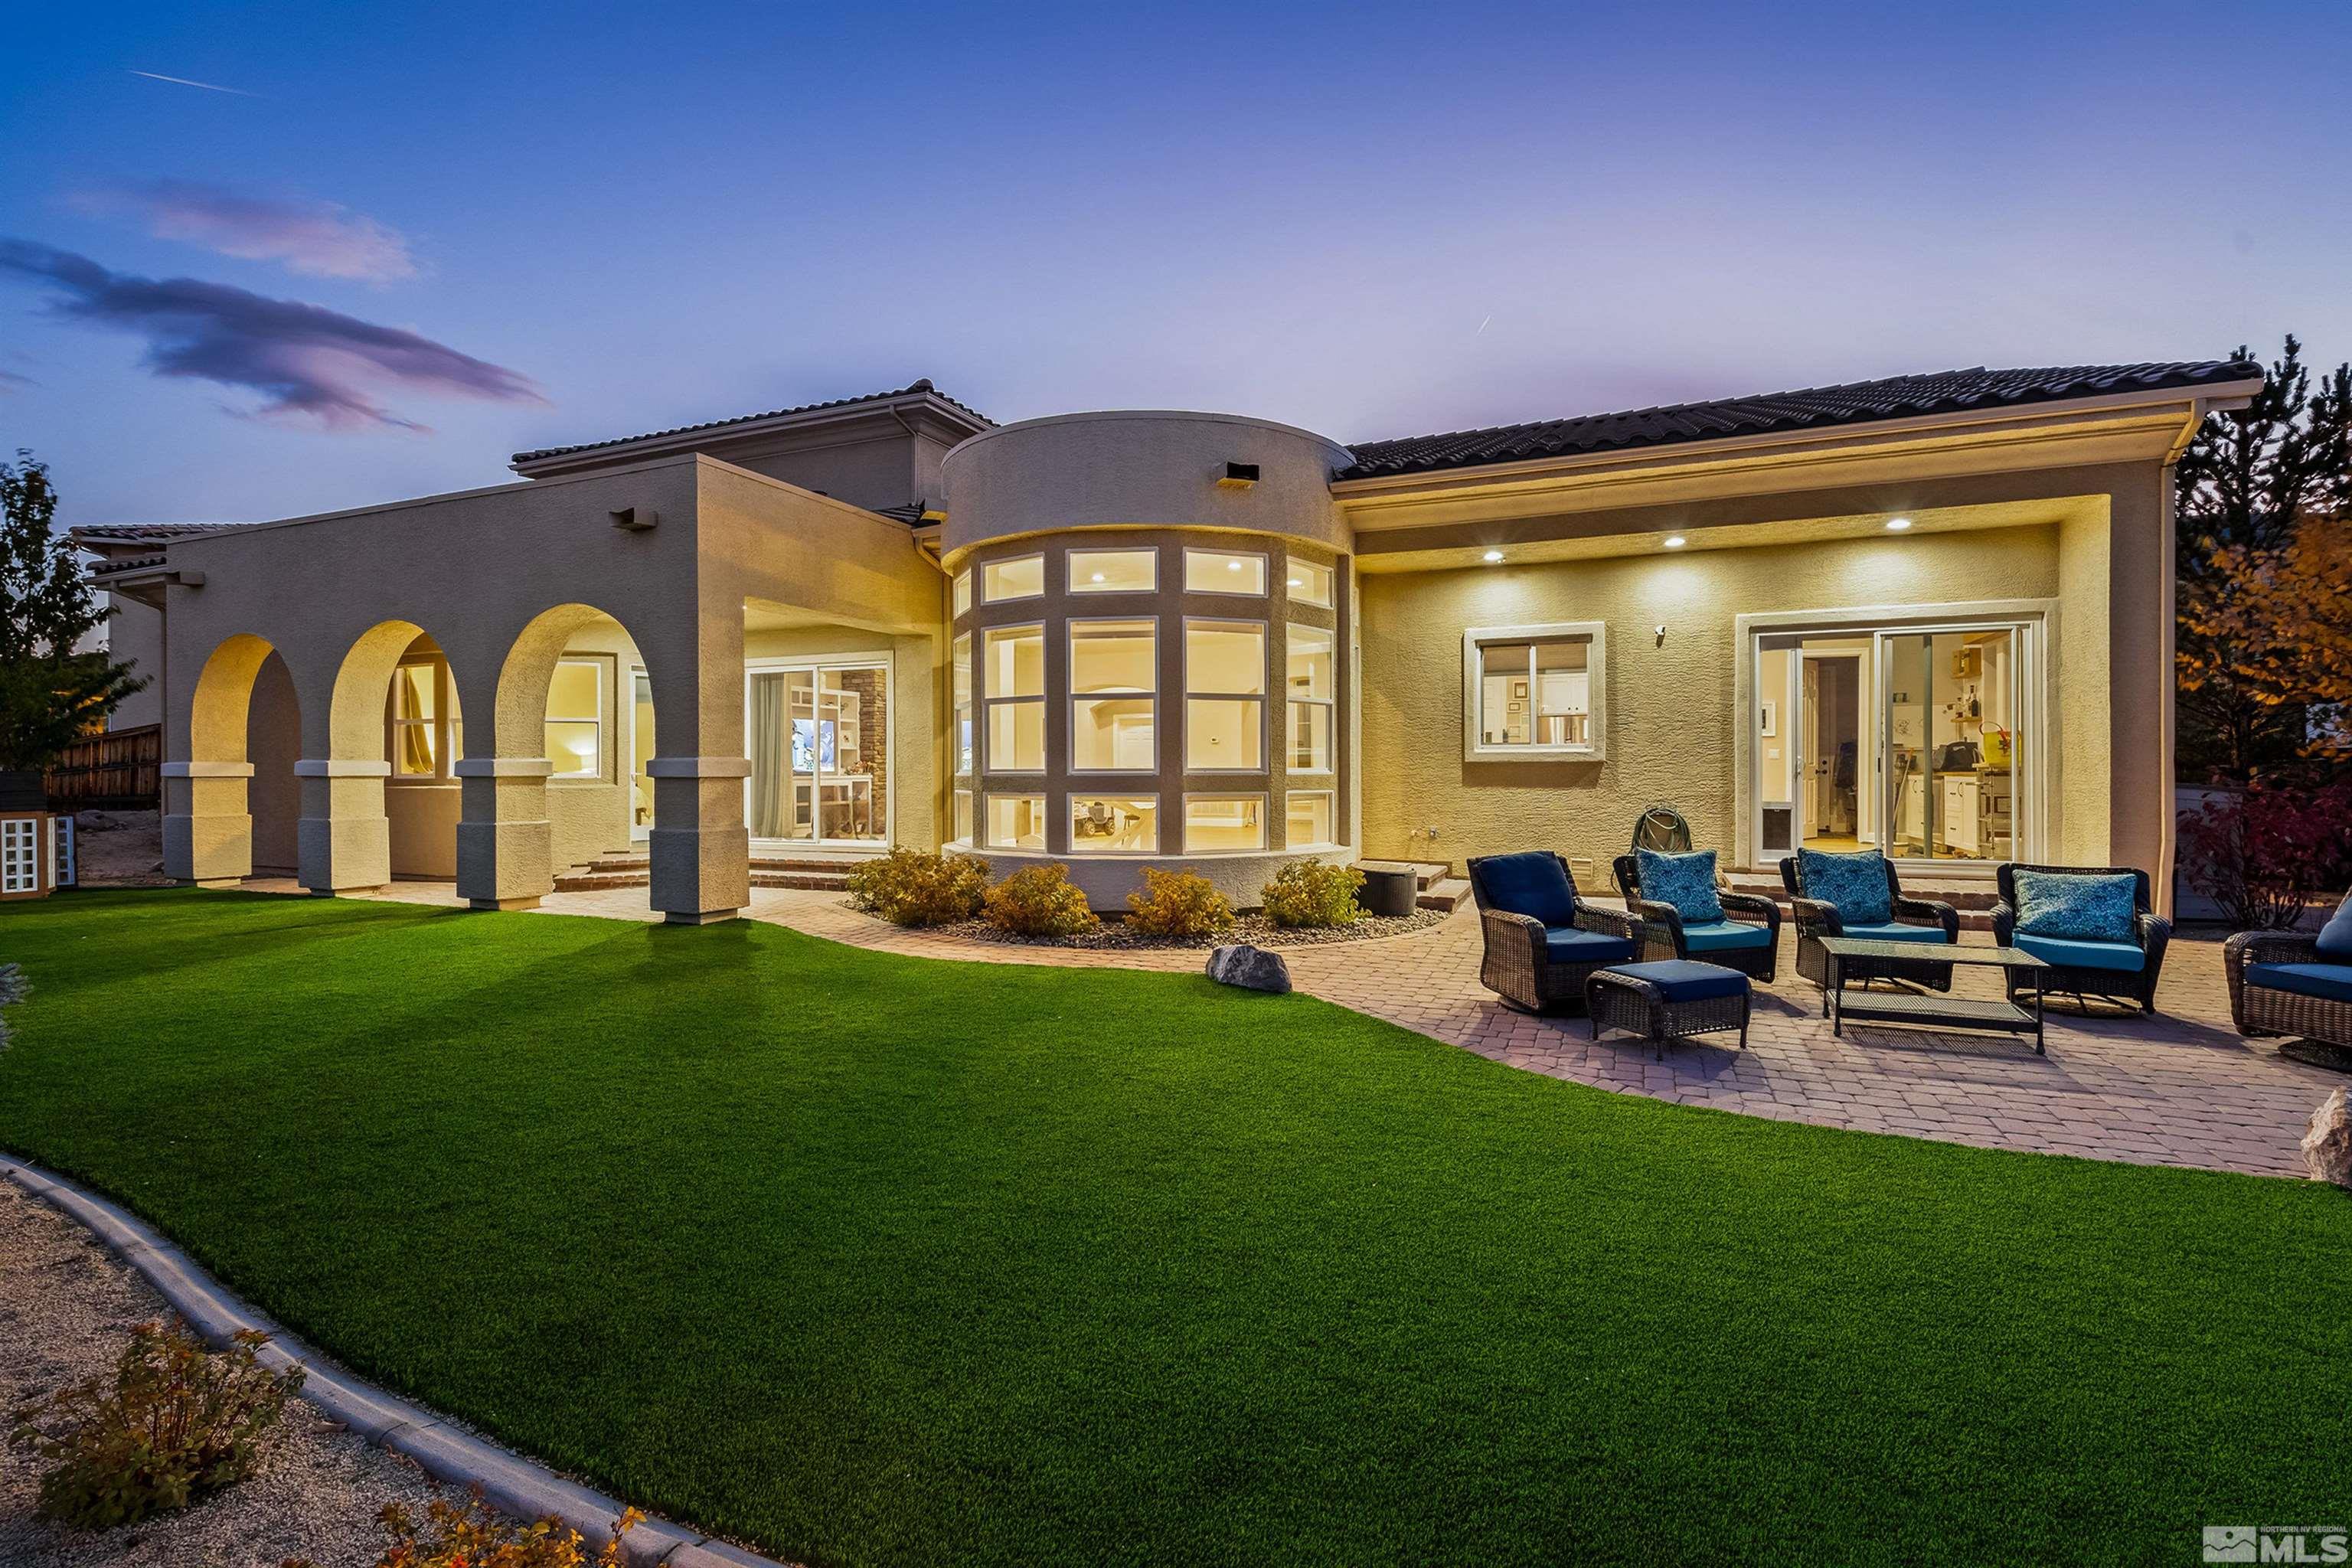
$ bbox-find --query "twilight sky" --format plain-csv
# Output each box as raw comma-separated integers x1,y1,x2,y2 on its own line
5,1,2350,525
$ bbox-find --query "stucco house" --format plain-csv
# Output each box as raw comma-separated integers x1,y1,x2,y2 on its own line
79,359,2259,923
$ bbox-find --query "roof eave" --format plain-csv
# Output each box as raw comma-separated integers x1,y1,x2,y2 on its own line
510,389,992,476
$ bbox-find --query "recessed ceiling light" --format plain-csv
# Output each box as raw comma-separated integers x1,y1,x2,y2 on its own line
1482,549,1504,564
1287,577,1302,588
1227,559,1243,570
1886,517,1913,531
1663,535,1687,549
1090,572,1106,583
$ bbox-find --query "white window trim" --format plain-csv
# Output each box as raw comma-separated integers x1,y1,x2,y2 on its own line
1285,622,1336,776
952,786,975,848
1181,791,1269,854
1065,792,1162,856
1184,547,1269,596
741,652,895,848
981,553,1046,603
1067,619,1157,776
952,570,972,616
387,655,459,782
1285,789,1338,851
1184,616,1268,773
544,656,606,781
982,622,1047,774
1285,556,1335,609
1462,621,1606,763
1067,547,1158,594
951,632,974,782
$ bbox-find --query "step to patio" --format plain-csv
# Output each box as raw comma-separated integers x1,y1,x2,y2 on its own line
554,856,861,894
1354,859,1452,890
1417,877,1472,913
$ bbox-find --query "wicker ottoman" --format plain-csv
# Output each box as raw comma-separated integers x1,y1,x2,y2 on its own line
1585,960,1752,1058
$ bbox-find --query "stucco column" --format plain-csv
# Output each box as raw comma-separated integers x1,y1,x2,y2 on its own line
455,758,555,910
161,762,256,886
648,756,750,923
296,760,391,894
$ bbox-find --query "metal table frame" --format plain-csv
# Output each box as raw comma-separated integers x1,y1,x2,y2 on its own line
1819,936,2050,1054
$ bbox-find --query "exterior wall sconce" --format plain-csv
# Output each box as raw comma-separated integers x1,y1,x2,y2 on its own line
1215,462,1259,490
610,507,658,531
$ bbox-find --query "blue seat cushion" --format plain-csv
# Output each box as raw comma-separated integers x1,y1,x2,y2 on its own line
2013,869,2138,943
2246,962,2352,1005
1604,959,1750,1003
1681,919,1773,953
2014,933,2145,973
1473,851,1578,929
2315,893,2352,962
1838,921,1950,945
1545,926,1638,965
1637,847,1723,924
1797,848,1892,925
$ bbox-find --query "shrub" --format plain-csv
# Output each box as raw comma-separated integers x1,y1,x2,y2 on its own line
285,1488,642,1568
2179,779,2352,929
1261,861,1364,928
10,1321,300,1529
1125,867,1236,938
982,864,1101,936
846,848,991,926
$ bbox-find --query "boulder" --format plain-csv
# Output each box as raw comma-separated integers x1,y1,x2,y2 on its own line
1206,943,1291,995
2304,1088,2352,1188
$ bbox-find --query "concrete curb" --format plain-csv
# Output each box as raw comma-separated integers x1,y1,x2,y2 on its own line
0,1154,789,1568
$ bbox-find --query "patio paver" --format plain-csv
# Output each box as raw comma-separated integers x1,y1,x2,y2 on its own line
237,877,2341,1178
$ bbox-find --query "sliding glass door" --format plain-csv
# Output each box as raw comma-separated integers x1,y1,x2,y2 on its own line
746,660,889,848
1756,620,2031,865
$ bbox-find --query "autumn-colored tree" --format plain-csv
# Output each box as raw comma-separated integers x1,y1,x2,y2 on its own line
2181,514,2352,760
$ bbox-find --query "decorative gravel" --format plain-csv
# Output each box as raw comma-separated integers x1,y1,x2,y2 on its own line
847,902,1450,949
0,1183,440,1568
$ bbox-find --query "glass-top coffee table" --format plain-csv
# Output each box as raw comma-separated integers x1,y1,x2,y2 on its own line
1816,936,2050,1053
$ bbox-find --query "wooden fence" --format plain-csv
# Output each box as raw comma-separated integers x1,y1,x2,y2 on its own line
44,724,162,810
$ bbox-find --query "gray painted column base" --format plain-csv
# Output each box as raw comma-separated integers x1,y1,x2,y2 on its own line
0,1155,789,1568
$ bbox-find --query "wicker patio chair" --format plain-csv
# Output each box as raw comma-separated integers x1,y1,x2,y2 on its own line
2225,894,2352,1049
1611,853,1781,982
1465,851,1641,1015
1779,851,1959,1002
1991,864,2170,1014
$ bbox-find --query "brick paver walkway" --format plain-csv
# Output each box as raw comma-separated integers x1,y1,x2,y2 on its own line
240,877,2339,1178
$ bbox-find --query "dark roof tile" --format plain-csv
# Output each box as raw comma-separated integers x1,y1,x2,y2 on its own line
70,522,250,544
511,378,993,465
1338,361,2262,479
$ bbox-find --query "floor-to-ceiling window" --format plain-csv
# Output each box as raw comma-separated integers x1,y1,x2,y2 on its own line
1755,619,2033,865
745,658,890,848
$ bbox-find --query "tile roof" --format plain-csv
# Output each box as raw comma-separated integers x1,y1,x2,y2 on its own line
70,522,250,544
1337,360,2263,480
511,379,994,465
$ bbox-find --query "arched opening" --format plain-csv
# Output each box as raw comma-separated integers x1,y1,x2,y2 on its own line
493,604,654,877
326,620,466,882
171,633,299,884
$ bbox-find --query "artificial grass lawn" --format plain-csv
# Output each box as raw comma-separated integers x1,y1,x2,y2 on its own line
0,892,2345,1566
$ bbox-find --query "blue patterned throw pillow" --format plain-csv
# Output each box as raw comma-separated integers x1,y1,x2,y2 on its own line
1638,848,1723,924
2012,870,2137,944
1797,848,1891,925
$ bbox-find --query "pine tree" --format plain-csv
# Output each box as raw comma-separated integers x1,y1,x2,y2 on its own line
0,451,143,771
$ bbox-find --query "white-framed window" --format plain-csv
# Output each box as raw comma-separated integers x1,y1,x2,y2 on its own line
1285,623,1334,773
985,792,1047,850
1069,619,1155,773
1,817,41,893
387,658,459,779
1183,792,1266,852
952,633,973,778
1185,619,1264,771
1184,547,1267,595
953,788,974,846
1286,790,1335,849
952,569,972,616
1069,548,1156,593
1285,557,1334,608
545,657,605,779
984,624,1045,772
982,554,1045,603
1069,793,1158,854
1462,622,1604,760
